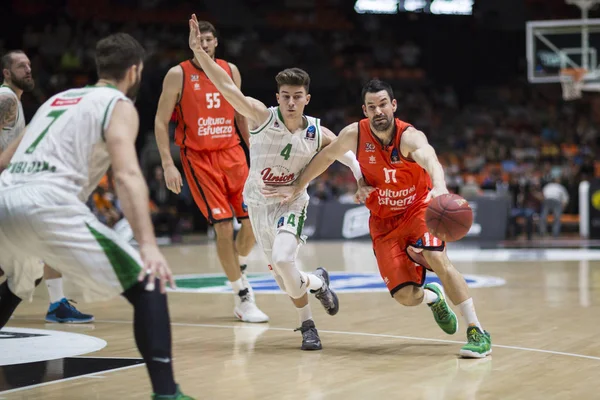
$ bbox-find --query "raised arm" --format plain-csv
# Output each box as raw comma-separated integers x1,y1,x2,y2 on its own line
229,62,250,146
107,100,174,292
154,66,184,194
189,14,269,129
400,126,448,198
320,125,362,182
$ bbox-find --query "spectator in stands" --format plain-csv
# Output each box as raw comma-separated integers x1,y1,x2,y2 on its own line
507,175,542,240
459,175,481,200
539,176,570,237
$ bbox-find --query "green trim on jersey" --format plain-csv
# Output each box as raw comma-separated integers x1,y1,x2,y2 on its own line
250,109,274,135
101,97,119,141
315,118,322,151
86,223,141,291
297,204,307,238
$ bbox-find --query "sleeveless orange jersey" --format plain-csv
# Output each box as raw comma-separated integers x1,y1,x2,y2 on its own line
357,118,431,219
175,59,240,152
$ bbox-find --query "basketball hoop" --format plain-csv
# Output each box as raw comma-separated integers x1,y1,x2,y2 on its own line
560,68,587,100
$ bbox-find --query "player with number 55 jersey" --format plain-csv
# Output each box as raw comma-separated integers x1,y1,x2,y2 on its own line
154,20,269,324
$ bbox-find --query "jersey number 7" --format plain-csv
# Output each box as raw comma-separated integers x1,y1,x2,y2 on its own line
25,109,66,154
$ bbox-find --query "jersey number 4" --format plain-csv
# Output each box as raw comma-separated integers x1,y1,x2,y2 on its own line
280,143,292,160
25,109,66,154
206,93,221,109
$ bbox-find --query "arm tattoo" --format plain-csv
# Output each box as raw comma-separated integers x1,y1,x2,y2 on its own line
0,95,18,131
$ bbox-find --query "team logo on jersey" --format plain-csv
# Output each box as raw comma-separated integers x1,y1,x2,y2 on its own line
369,155,377,164
305,125,316,140
277,217,285,228
365,142,376,152
51,97,82,107
390,148,401,163
261,166,295,185
274,120,280,128
194,83,201,91
190,74,199,82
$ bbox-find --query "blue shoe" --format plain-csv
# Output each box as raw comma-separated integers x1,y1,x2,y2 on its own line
45,298,94,324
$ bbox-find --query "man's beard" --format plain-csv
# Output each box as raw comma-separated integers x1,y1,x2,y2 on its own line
372,115,393,132
10,71,34,92
126,75,141,101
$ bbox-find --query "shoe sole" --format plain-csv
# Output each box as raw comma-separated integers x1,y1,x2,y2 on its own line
233,309,269,323
45,317,95,324
459,348,492,358
426,282,458,335
301,343,322,350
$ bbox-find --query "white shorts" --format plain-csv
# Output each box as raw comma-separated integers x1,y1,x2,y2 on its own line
0,184,143,302
247,192,309,254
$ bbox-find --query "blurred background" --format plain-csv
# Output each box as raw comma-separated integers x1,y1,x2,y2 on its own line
3,0,600,244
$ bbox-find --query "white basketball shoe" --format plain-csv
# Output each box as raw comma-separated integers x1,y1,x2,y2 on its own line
234,288,269,323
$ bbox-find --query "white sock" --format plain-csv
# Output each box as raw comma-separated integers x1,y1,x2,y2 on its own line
297,304,312,324
458,298,483,330
239,255,248,266
46,278,65,304
231,278,245,294
423,288,439,305
300,272,323,291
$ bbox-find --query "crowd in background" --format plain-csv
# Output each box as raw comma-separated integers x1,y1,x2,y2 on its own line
3,0,599,239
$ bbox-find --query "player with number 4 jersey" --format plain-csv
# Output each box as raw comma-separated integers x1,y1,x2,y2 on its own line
188,14,363,350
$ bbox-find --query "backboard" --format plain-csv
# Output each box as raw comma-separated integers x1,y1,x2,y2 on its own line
527,0,600,84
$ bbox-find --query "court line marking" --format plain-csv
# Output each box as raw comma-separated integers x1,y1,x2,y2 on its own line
93,319,600,362
0,363,144,395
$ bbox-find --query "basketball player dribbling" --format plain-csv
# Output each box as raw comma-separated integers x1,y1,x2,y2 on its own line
265,79,492,358
154,20,268,323
0,49,94,323
189,14,364,350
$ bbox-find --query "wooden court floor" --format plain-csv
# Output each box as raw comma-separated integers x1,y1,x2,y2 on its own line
2,241,600,399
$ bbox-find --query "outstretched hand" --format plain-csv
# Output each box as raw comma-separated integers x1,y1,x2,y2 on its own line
188,14,205,56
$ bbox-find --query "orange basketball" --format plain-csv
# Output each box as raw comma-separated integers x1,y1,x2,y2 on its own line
425,194,473,242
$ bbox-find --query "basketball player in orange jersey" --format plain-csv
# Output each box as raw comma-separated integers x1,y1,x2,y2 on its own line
265,79,492,358
154,20,268,322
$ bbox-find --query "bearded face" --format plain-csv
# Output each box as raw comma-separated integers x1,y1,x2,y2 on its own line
4,53,34,92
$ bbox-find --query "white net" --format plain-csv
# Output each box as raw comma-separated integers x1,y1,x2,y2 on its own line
560,68,587,100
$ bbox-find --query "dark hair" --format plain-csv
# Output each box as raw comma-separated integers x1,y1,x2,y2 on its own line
275,68,310,92
95,33,145,81
1,50,25,70
198,20,217,37
361,79,395,104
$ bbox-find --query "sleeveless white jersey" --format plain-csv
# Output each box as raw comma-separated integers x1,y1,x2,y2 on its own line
0,86,130,201
0,85,26,151
243,106,322,206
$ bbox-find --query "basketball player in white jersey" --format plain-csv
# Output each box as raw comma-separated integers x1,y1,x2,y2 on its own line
0,34,194,400
0,50,94,324
189,15,362,350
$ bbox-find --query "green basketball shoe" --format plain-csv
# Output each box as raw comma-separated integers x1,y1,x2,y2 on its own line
459,326,492,358
152,385,195,400
424,282,458,335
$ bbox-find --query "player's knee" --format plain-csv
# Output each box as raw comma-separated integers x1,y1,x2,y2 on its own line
393,286,422,306
213,221,234,240
423,250,451,275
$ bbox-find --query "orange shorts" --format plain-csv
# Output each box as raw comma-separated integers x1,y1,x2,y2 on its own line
180,145,249,224
369,202,445,296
